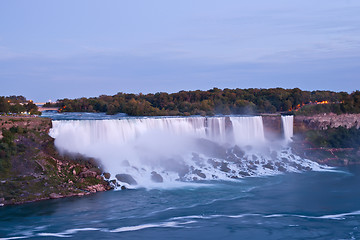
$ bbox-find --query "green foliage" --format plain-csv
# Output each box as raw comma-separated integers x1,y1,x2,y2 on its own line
306,127,360,148
295,103,343,116
25,102,41,115
0,95,41,115
9,103,26,113
0,97,10,113
341,91,360,113
49,88,359,116
0,129,15,174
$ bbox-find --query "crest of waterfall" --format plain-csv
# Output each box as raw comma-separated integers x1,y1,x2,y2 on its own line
50,116,323,189
281,115,294,142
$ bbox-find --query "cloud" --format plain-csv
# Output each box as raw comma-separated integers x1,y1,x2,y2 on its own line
1,0,360,101
0,50,359,102
0,46,25,60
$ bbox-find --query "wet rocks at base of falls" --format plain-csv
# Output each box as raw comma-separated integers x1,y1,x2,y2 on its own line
151,171,163,183
220,162,231,172
160,156,189,179
196,139,228,159
232,145,245,158
262,163,274,170
275,162,287,172
106,145,315,187
103,172,111,180
238,171,251,177
115,174,138,185
193,169,206,179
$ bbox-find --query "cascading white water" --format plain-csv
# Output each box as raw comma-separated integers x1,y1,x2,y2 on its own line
50,116,323,189
230,116,265,145
281,115,294,142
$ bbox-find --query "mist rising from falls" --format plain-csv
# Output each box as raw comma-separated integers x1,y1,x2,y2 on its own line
50,116,322,189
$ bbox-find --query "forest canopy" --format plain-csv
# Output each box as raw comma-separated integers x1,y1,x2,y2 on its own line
43,88,360,116
0,96,40,115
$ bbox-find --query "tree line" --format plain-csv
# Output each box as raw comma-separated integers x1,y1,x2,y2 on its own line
42,88,360,116
0,96,40,115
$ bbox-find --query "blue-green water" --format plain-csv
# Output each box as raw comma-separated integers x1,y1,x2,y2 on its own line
1,168,360,240
2,112,357,239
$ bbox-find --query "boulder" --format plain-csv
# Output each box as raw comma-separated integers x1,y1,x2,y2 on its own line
79,170,97,178
263,163,274,170
193,169,206,179
49,193,62,199
239,171,250,177
115,174,137,185
196,139,227,159
151,171,163,183
233,145,245,158
86,184,106,193
103,172,111,179
220,162,231,172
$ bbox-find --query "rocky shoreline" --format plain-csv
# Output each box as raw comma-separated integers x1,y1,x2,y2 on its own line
0,116,112,206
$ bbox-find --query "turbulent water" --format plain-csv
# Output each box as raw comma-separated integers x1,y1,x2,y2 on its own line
48,114,323,189
1,112,359,239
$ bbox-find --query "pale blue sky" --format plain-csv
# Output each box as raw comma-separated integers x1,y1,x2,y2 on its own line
1,0,360,101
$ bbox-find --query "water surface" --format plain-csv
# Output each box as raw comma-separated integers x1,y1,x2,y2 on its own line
1,169,360,239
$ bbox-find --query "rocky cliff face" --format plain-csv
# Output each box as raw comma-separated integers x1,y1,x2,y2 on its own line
0,116,111,206
292,113,360,167
262,114,360,167
262,114,360,135
262,115,282,140
295,113,360,131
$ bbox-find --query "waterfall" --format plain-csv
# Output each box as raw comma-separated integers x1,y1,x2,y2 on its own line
281,115,294,142
230,116,265,145
50,115,322,188
50,116,266,151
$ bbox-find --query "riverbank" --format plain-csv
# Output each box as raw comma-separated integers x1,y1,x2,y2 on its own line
0,116,112,206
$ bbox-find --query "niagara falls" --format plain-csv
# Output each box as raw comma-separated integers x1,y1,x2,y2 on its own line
49,115,323,189
2,0,360,239
2,110,360,239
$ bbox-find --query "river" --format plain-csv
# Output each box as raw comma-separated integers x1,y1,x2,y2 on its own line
1,112,359,239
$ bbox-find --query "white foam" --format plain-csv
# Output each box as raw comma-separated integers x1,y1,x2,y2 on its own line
36,228,101,238
50,116,326,188
168,210,360,222
36,233,69,238
263,210,360,220
0,237,29,240
110,221,195,233
317,210,360,220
